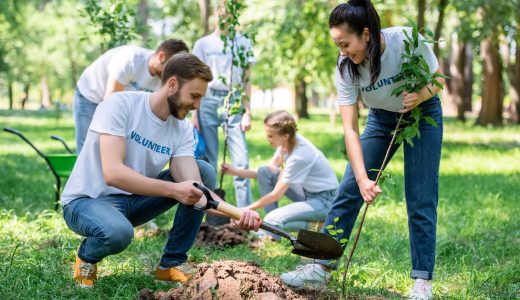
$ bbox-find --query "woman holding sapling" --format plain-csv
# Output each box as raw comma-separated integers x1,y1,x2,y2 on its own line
280,1,444,299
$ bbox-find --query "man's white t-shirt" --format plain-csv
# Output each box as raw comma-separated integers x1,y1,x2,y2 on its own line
275,135,339,193
61,91,194,205
192,33,255,91
77,46,161,104
336,27,439,112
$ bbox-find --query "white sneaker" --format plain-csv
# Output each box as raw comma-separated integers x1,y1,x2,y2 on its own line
409,279,433,300
280,263,330,288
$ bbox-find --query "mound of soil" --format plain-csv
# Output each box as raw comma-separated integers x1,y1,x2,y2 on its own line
195,223,248,248
138,261,305,300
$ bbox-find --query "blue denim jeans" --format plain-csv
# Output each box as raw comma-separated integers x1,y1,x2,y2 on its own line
316,96,443,280
198,90,252,207
73,87,98,154
256,166,336,239
62,159,216,267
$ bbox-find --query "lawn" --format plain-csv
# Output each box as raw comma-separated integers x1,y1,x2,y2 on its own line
0,108,518,299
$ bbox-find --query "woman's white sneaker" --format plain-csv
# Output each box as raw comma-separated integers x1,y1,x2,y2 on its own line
409,279,433,300
280,264,330,288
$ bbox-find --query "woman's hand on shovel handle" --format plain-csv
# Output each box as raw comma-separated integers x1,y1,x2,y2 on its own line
233,209,261,232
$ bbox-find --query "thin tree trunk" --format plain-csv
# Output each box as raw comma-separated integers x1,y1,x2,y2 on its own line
328,92,336,126
20,83,30,110
450,41,466,121
463,45,473,112
433,0,448,56
294,75,309,119
138,0,149,45
8,80,14,110
477,36,503,126
41,75,51,108
506,40,520,123
417,0,426,32
198,0,211,35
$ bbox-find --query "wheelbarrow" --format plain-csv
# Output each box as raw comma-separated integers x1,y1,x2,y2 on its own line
3,127,77,210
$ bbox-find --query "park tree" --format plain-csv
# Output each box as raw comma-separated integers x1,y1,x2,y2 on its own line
0,0,26,109
83,0,138,51
453,0,515,126
198,0,212,35
504,4,520,123
250,0,338,119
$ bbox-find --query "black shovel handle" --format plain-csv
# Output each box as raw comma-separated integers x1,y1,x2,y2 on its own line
259,222,295,241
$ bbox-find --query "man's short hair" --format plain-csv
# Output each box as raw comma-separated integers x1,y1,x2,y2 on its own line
156,39,189,60
161,52,213,85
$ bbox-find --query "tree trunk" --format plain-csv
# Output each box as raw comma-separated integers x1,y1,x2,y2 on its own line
8,80,14,110
138,0,149,45
198,0,211,35
20,83,30,110
328,92,336,126
433,0,448,56
417,0,426,32
449,41,466,121
506,40,520,123
294,75,309,119
41,76,51,108
477,36,503,126
463,45,473,112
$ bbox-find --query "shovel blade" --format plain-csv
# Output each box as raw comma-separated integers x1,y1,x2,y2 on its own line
293,229,343,260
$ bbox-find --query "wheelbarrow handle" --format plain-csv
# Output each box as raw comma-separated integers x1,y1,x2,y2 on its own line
51,135,74,154
3,127,22,136
3,127,48,160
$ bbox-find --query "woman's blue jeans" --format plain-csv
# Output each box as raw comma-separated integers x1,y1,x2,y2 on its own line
316,96,443,280
62,160,216,268
255,165,336,239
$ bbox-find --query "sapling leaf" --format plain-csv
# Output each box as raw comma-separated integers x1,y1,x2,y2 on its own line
424,116,437,127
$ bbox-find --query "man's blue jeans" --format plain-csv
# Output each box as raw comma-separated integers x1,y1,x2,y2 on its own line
73,87,98,154
198,91,252,207
62,160,216,268
316,96,443,280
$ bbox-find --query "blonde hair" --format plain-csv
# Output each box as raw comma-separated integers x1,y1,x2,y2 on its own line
264,110,298,153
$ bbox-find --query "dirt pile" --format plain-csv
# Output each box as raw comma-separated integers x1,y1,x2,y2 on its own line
195,223,248,248
138,261,305,300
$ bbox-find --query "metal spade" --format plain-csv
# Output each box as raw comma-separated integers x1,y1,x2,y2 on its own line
192,183,343,260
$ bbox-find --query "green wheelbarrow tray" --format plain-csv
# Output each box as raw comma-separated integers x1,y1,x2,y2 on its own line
47,154,77,178
3,127,77,210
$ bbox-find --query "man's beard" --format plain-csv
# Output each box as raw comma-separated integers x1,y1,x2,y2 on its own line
167,90,183,119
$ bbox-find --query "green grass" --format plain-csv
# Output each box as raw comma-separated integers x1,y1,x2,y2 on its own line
0,109,519,299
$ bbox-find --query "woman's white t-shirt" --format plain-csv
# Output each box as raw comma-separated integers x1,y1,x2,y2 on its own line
335,27,439,112
275,135,339,193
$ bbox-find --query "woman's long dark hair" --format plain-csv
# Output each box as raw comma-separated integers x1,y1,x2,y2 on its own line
329,0,381,85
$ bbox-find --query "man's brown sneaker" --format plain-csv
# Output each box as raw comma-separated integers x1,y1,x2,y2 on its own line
73,256,97,288
155,263,195,284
